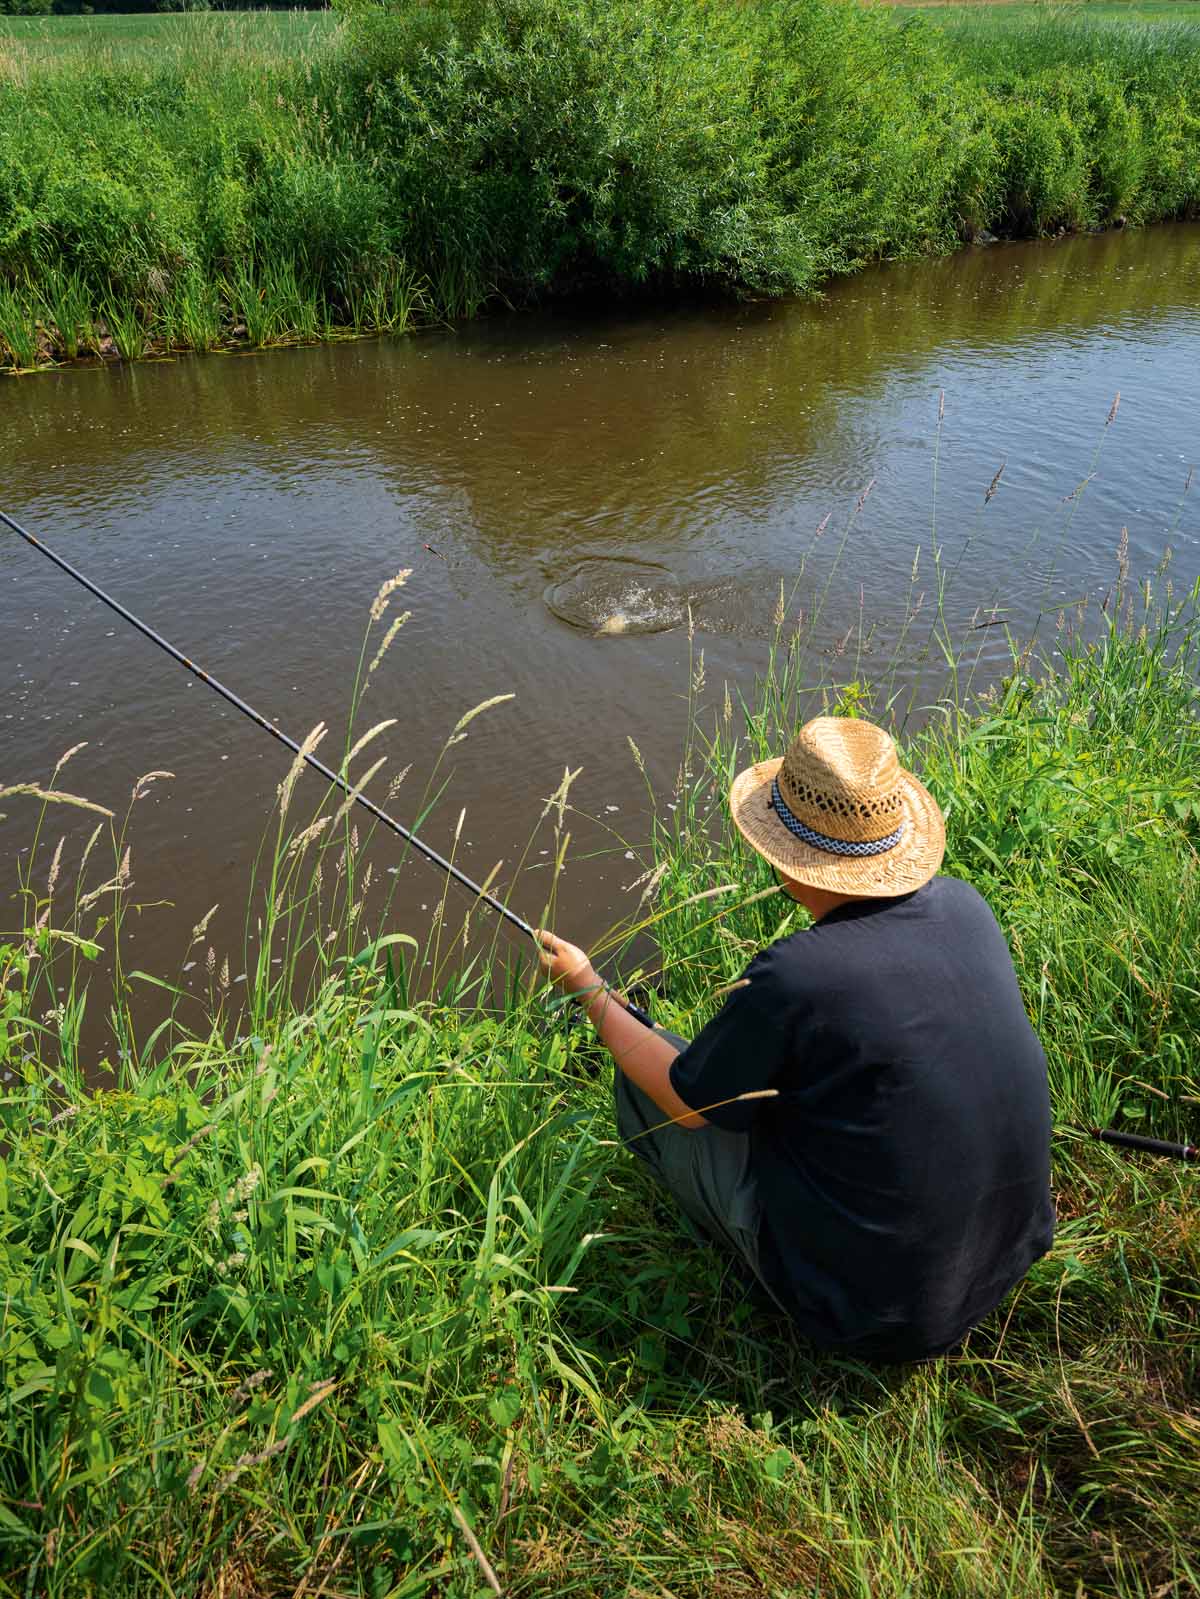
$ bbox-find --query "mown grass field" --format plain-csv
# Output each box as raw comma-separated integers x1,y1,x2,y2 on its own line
2,1,1199,54
0,9,339,67
3,489,1199,1595
888,1,1200,17
3,0,1200,371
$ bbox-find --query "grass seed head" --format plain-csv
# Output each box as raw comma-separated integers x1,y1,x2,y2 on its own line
366,613,410,681
285,816,330,859
46,837,64,896
369,568,412,623
0,783,113,818
51,742,88,780
343,719,397,771
132,769,174,802
278,722,328,817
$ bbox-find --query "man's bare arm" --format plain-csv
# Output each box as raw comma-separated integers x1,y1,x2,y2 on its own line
536,932,707,1130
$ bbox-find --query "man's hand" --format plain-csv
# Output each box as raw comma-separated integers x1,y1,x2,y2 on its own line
536,930,702,1128
535,930,602,999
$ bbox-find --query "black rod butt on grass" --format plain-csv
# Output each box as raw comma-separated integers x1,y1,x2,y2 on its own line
1091,1127,1199,1162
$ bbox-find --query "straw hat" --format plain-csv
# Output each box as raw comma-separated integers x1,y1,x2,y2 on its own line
729,716,944,896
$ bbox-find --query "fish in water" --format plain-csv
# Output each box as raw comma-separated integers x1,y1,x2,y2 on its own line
546,559,681,636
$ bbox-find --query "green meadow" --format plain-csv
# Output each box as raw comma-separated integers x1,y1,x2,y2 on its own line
889,1,1200,19
0,9,337,66
3,0,1200,369
2,518,1198,1593
3,4,1198,56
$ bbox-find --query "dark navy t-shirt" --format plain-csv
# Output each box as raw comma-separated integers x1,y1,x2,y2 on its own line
669,875,1055,1359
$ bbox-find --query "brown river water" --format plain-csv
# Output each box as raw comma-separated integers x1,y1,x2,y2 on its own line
3,224,1199,1049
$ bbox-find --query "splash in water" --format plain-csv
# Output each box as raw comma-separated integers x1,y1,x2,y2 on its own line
545,556,791,639
545,558,688,636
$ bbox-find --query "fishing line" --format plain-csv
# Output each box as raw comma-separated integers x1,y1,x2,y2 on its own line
2,509,537,940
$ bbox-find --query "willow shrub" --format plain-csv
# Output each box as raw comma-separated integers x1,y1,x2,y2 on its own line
944,10,1200,230
338,0,995,300
340,0,818,302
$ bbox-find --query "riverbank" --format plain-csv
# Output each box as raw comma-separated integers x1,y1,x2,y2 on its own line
3,568,1198,1595
3,0,1200,371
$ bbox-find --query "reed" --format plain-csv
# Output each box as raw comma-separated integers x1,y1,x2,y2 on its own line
0,280,39,369
153,271,206,354
100,295,150,363
224,263,281,350
346,259,431,334
37,267,94,361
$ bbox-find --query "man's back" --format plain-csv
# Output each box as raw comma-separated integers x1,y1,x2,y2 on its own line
670,875,1055,1358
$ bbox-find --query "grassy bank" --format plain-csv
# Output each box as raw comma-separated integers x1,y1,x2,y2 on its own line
889,0,1200,16
2,551,1198,1595
2,0,1200,371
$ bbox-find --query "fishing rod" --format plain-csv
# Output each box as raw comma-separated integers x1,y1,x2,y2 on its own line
2,508,539,940
22,508,1190,1104
1091,1127,1198,1163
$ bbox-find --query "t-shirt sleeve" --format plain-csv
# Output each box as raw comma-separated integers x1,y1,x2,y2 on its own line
668,948,792,1131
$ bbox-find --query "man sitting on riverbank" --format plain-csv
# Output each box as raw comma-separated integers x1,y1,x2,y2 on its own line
537,716,1055,1362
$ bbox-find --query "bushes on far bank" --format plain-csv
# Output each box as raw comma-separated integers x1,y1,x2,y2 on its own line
2,0,1200,368
337,0,988,304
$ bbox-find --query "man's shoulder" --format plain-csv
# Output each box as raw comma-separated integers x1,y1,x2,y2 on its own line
924,872,1002,929
884,872,998,928
777,875,1000,959
731,935,819,1015
755,920,850,994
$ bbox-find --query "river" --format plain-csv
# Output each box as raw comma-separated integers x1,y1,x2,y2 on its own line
3,223,1198,1039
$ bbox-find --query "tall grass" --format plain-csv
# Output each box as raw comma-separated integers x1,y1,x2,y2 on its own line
2,513,1198,1593
0,9,339,80
3,0,1200,371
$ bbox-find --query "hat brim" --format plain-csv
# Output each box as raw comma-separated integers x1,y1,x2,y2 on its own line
729,758,945,896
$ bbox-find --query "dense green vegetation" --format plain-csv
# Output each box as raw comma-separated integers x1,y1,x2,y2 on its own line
2,534,1199,1594
2,0,1200,370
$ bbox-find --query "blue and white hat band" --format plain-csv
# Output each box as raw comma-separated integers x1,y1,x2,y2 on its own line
770,778,905,858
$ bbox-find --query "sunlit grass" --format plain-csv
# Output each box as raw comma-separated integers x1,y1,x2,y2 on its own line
886,0,1200,18
3,433,1198,1594
0,9,340,78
